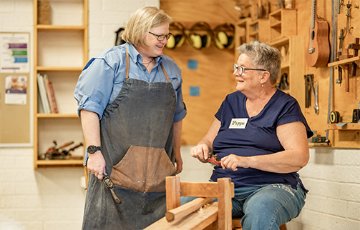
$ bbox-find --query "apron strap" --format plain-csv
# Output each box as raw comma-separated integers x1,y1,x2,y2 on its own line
125,48,130,79
160,64,170,82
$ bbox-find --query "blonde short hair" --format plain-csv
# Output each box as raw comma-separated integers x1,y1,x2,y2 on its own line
122,6,172,46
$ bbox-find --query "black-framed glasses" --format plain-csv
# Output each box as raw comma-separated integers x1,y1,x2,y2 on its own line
148,31,172,41
233,64,267,76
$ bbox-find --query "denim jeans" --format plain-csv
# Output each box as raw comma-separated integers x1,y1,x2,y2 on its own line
233,183,306,230
181,183,306,230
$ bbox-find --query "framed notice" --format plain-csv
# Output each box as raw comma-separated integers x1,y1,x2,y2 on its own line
0,32,31,146
0,33,30,73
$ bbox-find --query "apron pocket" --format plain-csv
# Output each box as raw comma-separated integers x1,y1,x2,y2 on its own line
110,145,176,192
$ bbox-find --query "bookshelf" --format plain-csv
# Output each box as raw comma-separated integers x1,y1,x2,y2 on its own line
33,0,88,167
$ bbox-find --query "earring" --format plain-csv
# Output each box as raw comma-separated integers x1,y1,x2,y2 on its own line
261,84,264,87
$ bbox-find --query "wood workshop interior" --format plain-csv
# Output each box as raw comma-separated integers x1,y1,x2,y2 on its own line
0,0,359,229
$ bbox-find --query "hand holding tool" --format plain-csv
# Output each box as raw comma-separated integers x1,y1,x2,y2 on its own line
207,154,221,166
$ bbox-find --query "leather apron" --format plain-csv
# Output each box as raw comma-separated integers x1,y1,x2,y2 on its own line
82,49,177,230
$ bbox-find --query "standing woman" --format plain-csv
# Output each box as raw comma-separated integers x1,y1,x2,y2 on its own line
74,7,186,229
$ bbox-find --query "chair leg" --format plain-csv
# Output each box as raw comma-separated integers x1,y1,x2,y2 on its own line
231,219,286,230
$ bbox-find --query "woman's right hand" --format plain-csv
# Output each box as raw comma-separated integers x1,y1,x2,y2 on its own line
190,144,211,163
87,152,106,180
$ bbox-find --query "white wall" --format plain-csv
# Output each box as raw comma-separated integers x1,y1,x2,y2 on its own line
289,148,360,230
0,0,359,229
88,0,159,57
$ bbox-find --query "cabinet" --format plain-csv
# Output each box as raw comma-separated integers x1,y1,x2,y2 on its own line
247,19,270,42
33,0,88,167
269,9,297,41
270,36,305,109
234,19,249,61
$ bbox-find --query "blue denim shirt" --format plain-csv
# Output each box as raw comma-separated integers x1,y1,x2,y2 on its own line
74,43,186,121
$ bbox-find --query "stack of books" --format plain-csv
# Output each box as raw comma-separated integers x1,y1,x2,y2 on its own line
37,73,58,114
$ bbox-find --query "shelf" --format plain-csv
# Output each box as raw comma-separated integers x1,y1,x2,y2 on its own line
37,66,83,71
37,25,85,30
36,159,83,166
37,113,78,118
269,37,289,46
33,0,88,168
270,21,281,28
281,64,290,69
327,56,360,67
247,19,270,42
269,9,297,42
328,123,360,130
308,142,332,148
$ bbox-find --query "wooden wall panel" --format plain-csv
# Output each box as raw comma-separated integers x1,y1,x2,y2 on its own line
299,0,360,148
161,0,237,145
161,0,237,23
161,0,360,147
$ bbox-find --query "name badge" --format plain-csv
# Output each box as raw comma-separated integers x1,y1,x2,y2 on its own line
229,118,248,129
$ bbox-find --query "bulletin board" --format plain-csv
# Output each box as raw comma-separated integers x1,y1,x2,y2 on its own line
0,32,31,145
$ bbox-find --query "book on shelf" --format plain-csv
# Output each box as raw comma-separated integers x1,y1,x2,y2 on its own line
37,73,50,113
43,74,59,113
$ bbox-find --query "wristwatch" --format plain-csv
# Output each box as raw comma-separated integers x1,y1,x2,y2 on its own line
87,145,101,154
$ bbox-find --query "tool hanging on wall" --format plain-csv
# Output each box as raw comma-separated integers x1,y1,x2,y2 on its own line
304,74,319,114
313,82,319,114
213,23,235,50
338,0,355,60
325,0,341,146
330,111,341,123
166,22,186,49
305,0,330,67
187,22,213,49
348,38,360,76
344,65,350,92
304,74,313,108
352,107,360,122
278,73,289,91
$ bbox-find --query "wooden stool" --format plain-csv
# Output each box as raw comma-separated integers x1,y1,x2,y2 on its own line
146,176,234,229
146,176,287,230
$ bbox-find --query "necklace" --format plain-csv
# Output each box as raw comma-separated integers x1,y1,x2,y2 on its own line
143,58,154,68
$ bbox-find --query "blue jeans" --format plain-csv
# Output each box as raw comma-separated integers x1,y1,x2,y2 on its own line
233,183,306,230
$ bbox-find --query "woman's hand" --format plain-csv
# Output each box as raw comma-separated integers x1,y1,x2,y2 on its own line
191,144,211,163
221,154,251,171
175,155,183,174
87,152,106,180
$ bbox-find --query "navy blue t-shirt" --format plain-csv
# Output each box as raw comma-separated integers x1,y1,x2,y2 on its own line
211,90,313,189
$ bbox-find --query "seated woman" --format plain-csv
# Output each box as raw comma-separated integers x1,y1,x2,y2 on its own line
191,41,313,230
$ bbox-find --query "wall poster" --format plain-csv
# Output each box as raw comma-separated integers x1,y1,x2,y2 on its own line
0,33,30,73
0,32,31,146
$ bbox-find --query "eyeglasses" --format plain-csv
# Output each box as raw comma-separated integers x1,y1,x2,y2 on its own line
233,64,267,76
148,31,172,41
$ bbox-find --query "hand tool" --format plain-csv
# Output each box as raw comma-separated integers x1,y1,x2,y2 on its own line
207,154,221,166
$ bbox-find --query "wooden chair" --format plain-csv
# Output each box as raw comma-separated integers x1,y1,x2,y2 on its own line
146,175,234,229
146,176,287,230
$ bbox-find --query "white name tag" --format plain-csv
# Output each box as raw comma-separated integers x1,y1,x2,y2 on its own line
229,118,248,129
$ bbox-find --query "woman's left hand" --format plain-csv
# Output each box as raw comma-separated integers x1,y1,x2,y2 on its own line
175,155,183,174
221,154,250,171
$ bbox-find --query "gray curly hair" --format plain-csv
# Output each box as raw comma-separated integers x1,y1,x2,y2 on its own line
238,41,281,85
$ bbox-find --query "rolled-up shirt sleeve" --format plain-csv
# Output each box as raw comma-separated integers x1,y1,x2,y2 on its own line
174,83,186,122
74,58,115,119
